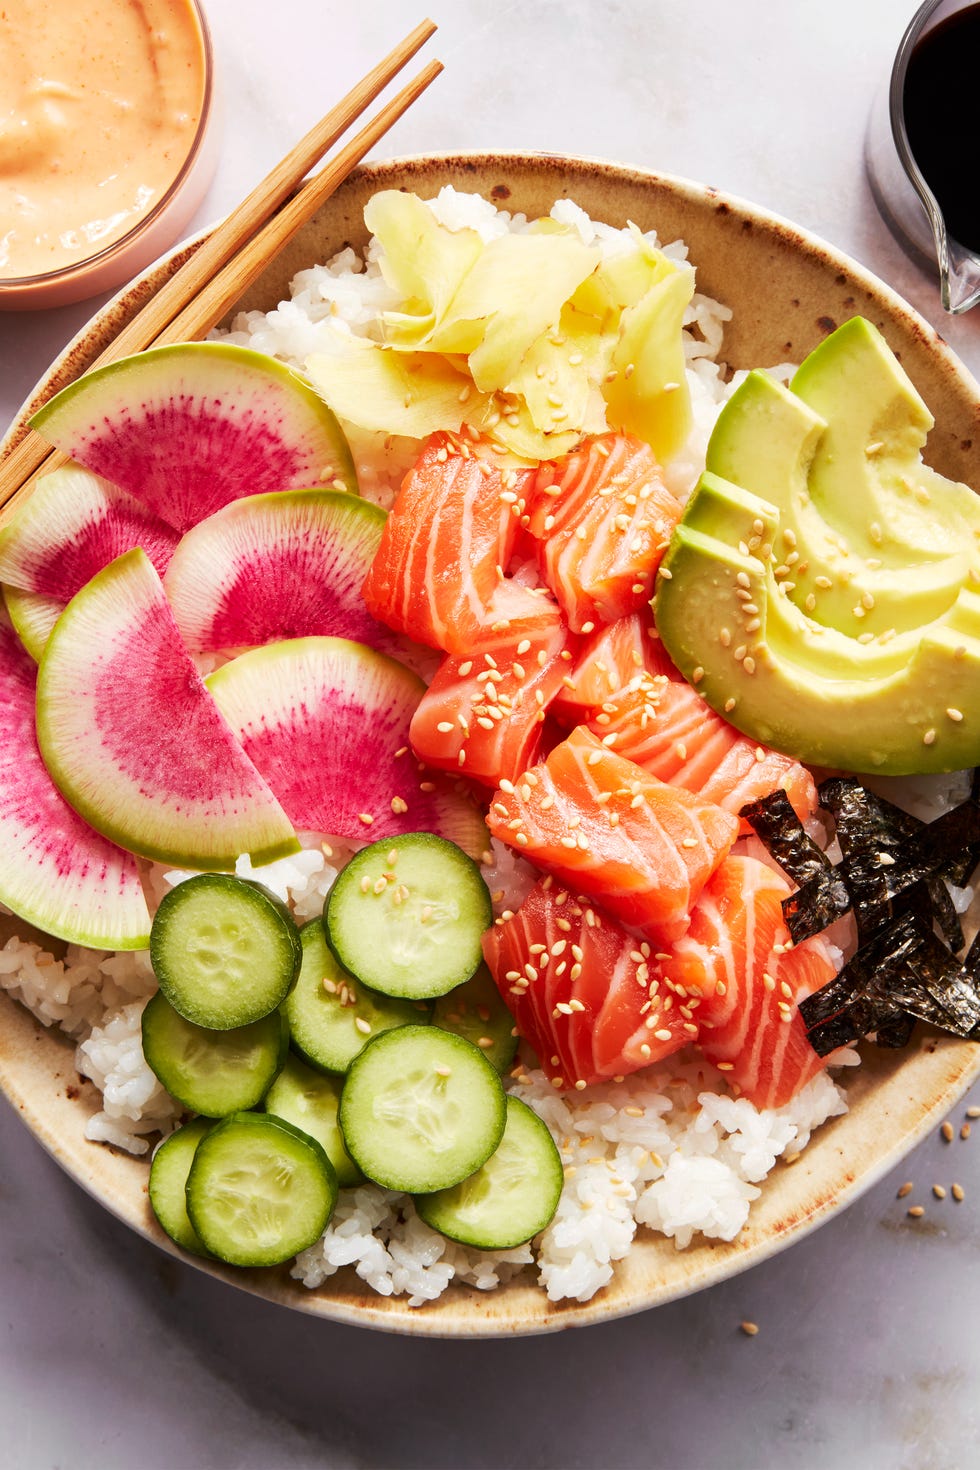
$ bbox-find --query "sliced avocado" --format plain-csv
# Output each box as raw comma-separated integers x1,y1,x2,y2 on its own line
706,319,980,637
655,473,980,776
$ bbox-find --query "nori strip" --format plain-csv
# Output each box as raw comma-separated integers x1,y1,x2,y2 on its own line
817,777,974,944
799,910,980,1056
782,870,852,943
742,791,850,941
943,840,980,890
818,777,922,859
874,1014,918,1049
963,926,980,982
927,877,965,952
747,780,980,1058
742,791,833,886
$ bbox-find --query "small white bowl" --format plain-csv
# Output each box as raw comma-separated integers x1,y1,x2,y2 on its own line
0,0,219,313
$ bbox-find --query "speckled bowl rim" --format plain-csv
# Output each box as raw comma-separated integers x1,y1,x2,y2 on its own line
2,150,979,1339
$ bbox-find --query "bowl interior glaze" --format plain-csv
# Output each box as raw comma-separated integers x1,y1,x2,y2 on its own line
1,153,979,1338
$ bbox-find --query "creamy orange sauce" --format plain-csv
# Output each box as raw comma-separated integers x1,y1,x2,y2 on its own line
0,1,206,280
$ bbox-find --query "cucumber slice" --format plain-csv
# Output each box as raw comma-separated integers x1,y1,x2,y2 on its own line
415,1096,563,1249
325,833,492,1000
148,1118,214,1256
339,1025,506,1193
141,991,288,1116
285,918,428,1075
186,1112,337,1267
150,874,301,1030
263,1054,362,1187
433,964,518,1075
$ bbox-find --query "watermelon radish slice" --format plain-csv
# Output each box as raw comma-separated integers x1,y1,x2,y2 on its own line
30,343,357,534
0,607,150,949
163,488,399,656
0,466,179,657
36,549,299,870
3,585,63,662
206,637,490,859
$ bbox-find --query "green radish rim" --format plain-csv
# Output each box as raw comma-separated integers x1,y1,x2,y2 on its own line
35,548,300,870
2,585,59,661
30,342,359,503
163,487,390,656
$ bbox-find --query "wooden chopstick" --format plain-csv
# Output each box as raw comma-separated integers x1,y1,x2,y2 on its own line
156,58,443,345
0,19,438,515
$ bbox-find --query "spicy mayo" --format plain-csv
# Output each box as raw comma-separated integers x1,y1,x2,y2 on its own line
0,0,208,281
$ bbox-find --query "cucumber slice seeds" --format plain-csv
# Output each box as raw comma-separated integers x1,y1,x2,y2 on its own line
141,991,287,1116
148,1118,214,1256
140,834,560,1273
433,964,518,1075
325,833,492,1000
150,874,301,1030
339,1025,506,1193
285,918,428,1075
264,1054,362,1187
415,1096,563,1250
186,1113,337,1268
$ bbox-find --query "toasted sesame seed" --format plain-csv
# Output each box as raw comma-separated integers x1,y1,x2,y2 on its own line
953,1183,966,1202
740,1321,759,1337
962,1122,972,1140
907,1205,925,1218
967,1106,980,1119
942,1120,955,1142
933,1184,947,1199
897,1181,914,1198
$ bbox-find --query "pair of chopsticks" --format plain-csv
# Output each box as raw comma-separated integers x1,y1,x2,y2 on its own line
0,19,441,520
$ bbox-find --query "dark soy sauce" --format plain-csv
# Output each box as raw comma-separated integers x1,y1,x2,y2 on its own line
903,3,980,253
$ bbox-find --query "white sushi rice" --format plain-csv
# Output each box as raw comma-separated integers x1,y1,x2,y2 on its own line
0,188,877,1307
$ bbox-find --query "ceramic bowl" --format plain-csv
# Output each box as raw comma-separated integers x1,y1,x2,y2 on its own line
1,152,979,1337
